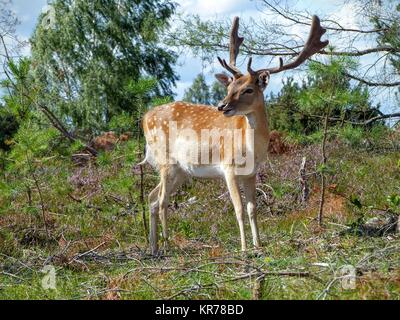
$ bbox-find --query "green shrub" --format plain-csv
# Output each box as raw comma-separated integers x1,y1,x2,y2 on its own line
338,125,364,147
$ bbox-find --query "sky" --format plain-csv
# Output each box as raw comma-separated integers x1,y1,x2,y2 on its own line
4,0,399,113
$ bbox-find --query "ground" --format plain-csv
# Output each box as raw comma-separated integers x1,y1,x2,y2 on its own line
0,133,399,300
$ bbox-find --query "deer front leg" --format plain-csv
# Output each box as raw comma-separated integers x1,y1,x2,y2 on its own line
224,170,247,252
242,175,260,248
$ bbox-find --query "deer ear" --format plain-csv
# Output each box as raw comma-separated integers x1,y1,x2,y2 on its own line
257,71,270,91
215,73,232,87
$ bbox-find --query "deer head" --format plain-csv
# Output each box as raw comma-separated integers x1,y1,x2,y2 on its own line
215,15,329,117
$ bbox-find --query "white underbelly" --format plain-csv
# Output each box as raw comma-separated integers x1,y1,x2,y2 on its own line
179,163,224,178
145,140,258,177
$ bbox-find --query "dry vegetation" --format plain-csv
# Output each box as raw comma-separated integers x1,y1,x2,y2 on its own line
1,128,399,300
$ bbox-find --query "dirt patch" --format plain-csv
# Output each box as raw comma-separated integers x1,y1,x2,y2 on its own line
311,186,348,220
51,233,115,270
283,185,350,224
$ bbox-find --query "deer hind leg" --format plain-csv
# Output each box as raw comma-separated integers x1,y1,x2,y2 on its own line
149,183,161,256
242,175,260,248
158,165,185,251
224,169,247,252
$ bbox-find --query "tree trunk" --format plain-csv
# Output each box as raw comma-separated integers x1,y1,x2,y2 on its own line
318,114,329,226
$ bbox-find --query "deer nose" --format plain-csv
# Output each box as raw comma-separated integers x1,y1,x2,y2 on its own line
217,102,227,111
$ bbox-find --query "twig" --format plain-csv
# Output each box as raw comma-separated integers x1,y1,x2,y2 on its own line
317,277,341,300
31,170,49,238
139,162,148,242
253,274,266,300
0,271,25,281
167,270,313,300
68,242,106,264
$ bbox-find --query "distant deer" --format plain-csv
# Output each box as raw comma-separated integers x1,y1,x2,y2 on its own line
141,15,328,255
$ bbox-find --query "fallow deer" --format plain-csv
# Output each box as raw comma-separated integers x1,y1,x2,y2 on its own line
141,15,328,255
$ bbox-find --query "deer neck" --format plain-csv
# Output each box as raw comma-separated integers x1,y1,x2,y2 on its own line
244,100,269,163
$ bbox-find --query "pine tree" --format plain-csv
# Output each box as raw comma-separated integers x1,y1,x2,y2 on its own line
183,74,210,105
268,59,381,134
31,0,178,134
210,80,226,106
183,74,227,106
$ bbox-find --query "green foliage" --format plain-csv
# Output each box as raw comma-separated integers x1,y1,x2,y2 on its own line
268,58,381,135
68,139,86,155
387,194,400,208
98,140,139,200
350,195,363,209
372,3,400,74
210,80,226,106
267,78,309,133
370,2,400,103
337,125,364,147
301,58,360,112
286,129,323,145
126,78,158,97
0,177,12,199
31,0,178,134
7,121,59,173
108,113,135,136
335,124,396,151
183,73,210,105
299,58,371,121
183,73,226,106
125,77,158,132
0,111,19,151
0,58,38,152
151,96,173,107
177,220,194,238
0,57,34,121
166,14,226,63
96,151,113,167
0,228,19,257
1,56,76,159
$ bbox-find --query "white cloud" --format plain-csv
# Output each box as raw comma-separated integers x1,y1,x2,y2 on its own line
177,0,249,17
331,2,359,30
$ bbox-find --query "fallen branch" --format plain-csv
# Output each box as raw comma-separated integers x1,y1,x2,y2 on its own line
68,242,106,265
167,269,315,300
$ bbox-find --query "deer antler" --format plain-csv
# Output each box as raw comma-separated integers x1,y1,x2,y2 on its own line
217,16,244,78
248,15,329,75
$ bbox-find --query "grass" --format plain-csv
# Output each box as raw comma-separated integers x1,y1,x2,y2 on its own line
0,133,399,300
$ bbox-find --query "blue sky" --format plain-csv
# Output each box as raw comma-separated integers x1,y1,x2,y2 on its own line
6,0,399,113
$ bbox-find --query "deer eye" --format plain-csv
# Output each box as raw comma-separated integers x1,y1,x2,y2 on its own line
242,88,254,95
